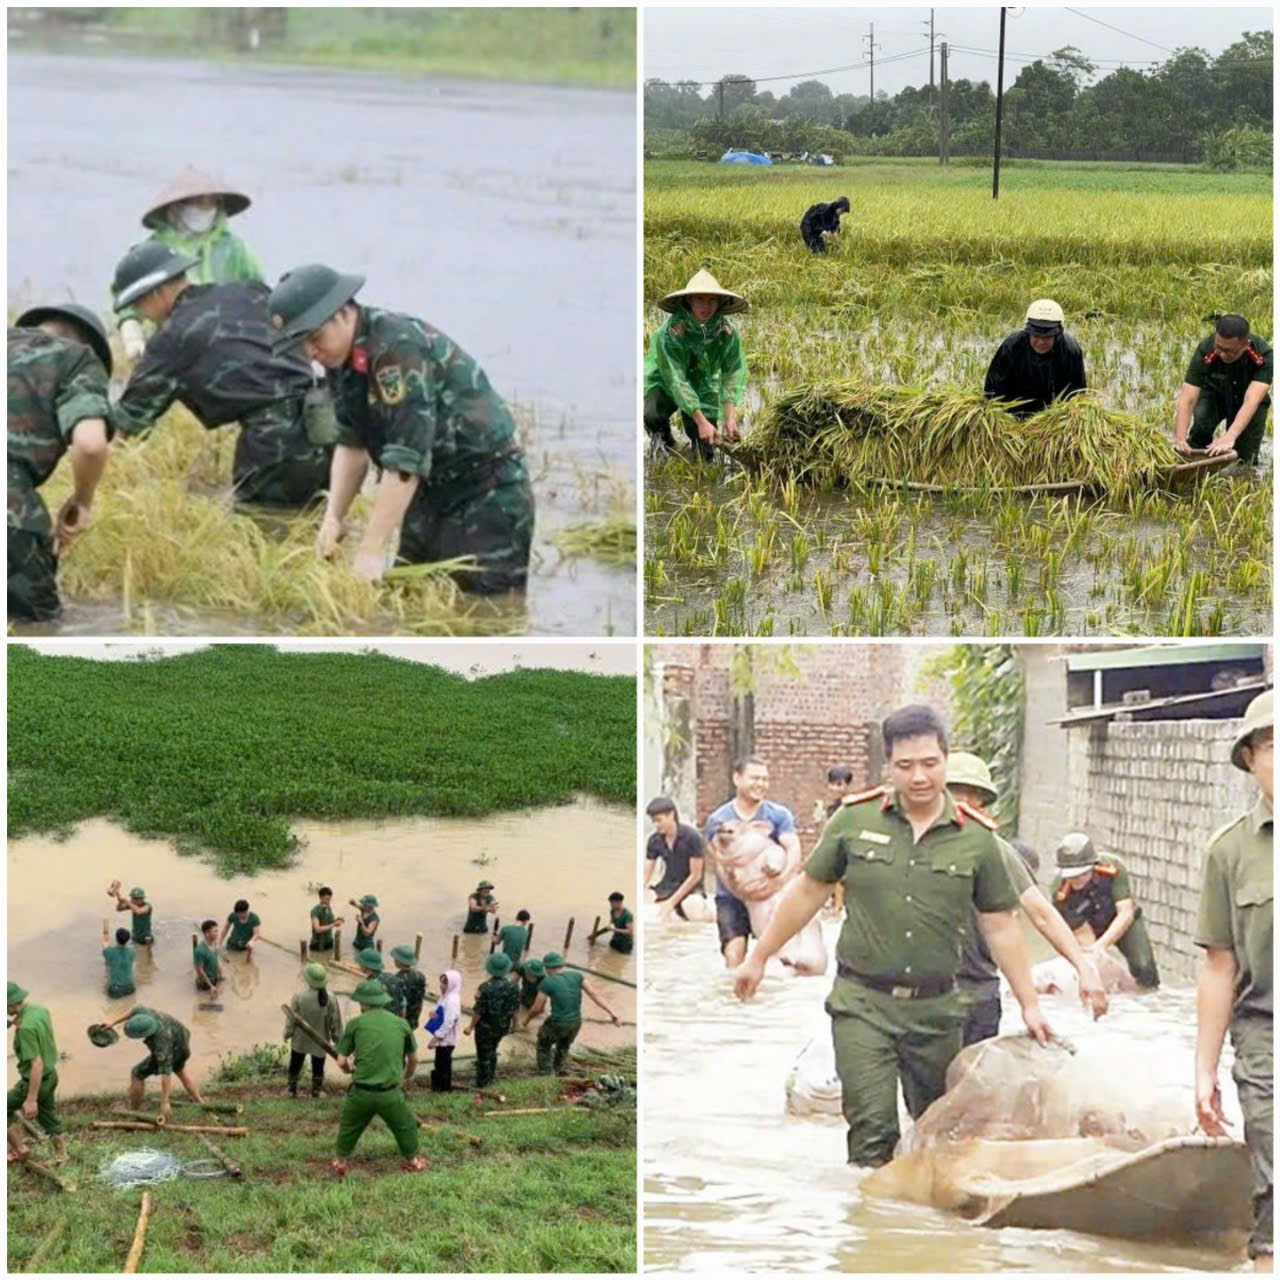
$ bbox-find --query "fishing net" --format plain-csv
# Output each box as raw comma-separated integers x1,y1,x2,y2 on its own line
99,1148,182,1188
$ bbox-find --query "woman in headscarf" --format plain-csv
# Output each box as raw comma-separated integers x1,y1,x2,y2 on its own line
114,167,264,360
428,969,462,1092
284,962,343,1098
643,269,749,461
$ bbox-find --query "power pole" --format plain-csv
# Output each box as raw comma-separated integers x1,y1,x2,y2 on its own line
862,23,882,105
939,41,949,165
717,79,725,119
993,7,1007,198
923,9,935,89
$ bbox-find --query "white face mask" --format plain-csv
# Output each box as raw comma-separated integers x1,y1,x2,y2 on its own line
174,202,217,234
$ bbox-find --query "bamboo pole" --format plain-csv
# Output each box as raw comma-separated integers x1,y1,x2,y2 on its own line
416,1116,483,1145
333,927,341,962
524,923,534,954
22,1216,67,1272
479,1106,560,1117
195,1131,242,1178
563,917,575,951
22,1157,73,1192
123,1191,153,1273
173,1099,243,1115
18,1113,47,1143
299,940,308,964
93,1121,248,1136
451,934,459,960
328,958,366,978
280,1003,338,1059
414,932,423,960
562,962,636,988
375,937,383,954
588,915,606,942
116,1109,171,1125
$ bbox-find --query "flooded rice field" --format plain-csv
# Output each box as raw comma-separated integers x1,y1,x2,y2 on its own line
643,914,1245,1273
7,800,635,1096
8,52,636,635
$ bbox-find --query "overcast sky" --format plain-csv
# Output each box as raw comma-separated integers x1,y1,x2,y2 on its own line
644,6,1272,98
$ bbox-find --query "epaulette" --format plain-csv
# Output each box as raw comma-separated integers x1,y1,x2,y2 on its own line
1207,813,1249,848
954,799,999,831
841,785,888,807
1053,881,1070,902
1094,862,1118,877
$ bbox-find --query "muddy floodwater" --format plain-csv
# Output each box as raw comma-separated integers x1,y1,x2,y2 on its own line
644,914,1245,1273
8,51,636,635
7,801,635,1096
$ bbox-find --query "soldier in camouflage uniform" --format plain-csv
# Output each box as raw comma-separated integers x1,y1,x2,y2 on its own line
389,945,427,1034
99,1005,206,1123
356,948,405,1019
110,242,328,508
8,304,115,620
465,952,522,1087
267,264,534,593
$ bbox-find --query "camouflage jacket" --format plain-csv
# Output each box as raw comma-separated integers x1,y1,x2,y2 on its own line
135,1007,191,1073
378,971,406,1019
328,306,523,494
8,328,113,533
473,975,521,1035
393,968,427,1027
111,282,313,437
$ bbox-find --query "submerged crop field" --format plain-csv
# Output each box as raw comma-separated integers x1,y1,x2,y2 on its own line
7,646,635,872
644,159,1273,636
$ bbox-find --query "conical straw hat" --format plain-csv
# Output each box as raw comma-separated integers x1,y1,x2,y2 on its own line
659,268,748,316
143,167,251,229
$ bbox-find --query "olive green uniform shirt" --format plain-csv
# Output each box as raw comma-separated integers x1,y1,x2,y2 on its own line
609,907,635,954
498,923,528,962
539,970,585,1025
103,943,137,991
1184,333,1273,408
353,911,379,951
12,1004,58,1079
806,789,1020,985
336,1008,416,1088
1195,795,1273,1022
310,904,336,949
225,911,261,949
193,941,221,986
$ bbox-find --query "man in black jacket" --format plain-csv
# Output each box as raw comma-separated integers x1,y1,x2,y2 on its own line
800,196,850,254
983,299,1087,419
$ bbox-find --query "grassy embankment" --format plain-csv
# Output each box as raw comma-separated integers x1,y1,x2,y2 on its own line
644,159,1272,637
7,1048,636,1273
7,646,635,875
94,8,635,90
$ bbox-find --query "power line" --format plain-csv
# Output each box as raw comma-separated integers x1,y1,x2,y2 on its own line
1063,7,1178,55
648,47,928,90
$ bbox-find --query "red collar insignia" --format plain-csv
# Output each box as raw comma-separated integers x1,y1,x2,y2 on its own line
349,345,369,374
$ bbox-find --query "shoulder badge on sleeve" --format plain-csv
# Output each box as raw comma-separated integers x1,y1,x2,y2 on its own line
841,785,888,808
1095,861,1118,877
954,799,999,831
375,363,405,405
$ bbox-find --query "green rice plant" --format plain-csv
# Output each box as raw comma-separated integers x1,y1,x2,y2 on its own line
790,531,811,572
814,569,833,614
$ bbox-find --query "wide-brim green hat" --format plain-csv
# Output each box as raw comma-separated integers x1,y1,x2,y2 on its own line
1055,832,1100,871
486,953,513,977
356,948,383,973
267,263,365,351
7,981,28,1007
129,887,147,901
359,894,379,907
476,881,495,891
352,978,391,1007
390,945,416,966
1232,689,1273,771
659,268,748,317
124,1013,159,1039
88,1022,120,1047
303,962,328,989
522,959,545,978
542,952,565,969
946,751,998,803
16,303,114,377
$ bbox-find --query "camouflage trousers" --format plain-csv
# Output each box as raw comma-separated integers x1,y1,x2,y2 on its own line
8,1069,61,1137
474,1025,508,1087
398,457,535,595
536,1017,581,1074
232,399,329,508
335,1083,419,1158
7,525,60,621
1188,391,1269,465
1232,1014,1274,1258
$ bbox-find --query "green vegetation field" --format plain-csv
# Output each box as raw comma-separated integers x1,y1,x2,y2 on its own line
7,1051,636,1273
7,646,635,873
645,159,1273,637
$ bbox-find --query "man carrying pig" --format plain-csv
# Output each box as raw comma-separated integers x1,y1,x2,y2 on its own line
735,704,1052,1168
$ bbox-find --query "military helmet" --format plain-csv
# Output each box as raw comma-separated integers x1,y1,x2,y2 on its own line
112,242,199,311
390,945,416,967
945,751,998,804
124,1012,159,1039
1025,298,1065,336
522,958,545,979
352,978,391,1007
1055,832,1100,871
356,947,383,973
266,264,365,351
1231,689,1274,772
486,952,513,977
15,303,114,377
7,981,28,1009
542,951,566,969
87,1022,120,1047
142,166,250,229
303,962,328,990
476,881,495,891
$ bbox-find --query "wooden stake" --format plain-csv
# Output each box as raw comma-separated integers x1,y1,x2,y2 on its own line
524,923,534,954
375,937,383,954
22,1157,73,1192
174,1099,243,1115
563,917,575,951
195,1131,242,1178
414,932,423,960
123,1191,153,1273
451,934,459,960
479,1106,559,1117
299,940,308,964
588,915,604,942
192,933,198,954
116,1109,171,1125
280,1003,338,1059
93,1121,248,1136
333,927,341,962
23,1216,68,1271
563,962,636,989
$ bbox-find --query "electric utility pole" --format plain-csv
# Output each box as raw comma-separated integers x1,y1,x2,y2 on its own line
923,9,935,88
993,7,1007,198
862,23,882,105
939,41,949,165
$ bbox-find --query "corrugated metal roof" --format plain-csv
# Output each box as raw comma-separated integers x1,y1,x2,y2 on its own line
1064,644,1264,673
1050,679,1268,727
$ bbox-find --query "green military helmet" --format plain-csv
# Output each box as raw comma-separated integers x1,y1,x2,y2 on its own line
1055,832,1100,871
522,959,545,980
16,303,114,376
356,947,384,973
352,978,391,1007
129,887,147,901
124,1012,159,1039
88,1022,120,1048
1231,689,1274,772
303,962,328,989
390,945,416,967
7,981,28,1009
945,752,998,804
476,881,495,891
542,951,565,970
267,264,365,351
486,952,513,977
112,242,199,311
359,894,379,907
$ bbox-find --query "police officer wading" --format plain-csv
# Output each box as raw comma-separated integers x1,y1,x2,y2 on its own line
983,299,1087,419
267,264,534,593
735,704,1053,1168
1195,689,1273,1269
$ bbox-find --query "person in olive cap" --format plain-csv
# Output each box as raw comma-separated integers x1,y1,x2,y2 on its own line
799,195,851,254
349,894,381,951
523,952,620,1073
7,982,66,1164
332,978,424,1174
99,1005,205,1122
389,945,426,1034
1050,833,1159,989
356,948,404,1018
1195,689,1273,1269
109,242,328,507
465,952,522,1087
1174,314,1273,466
946,752,1108,1046
983,299,1087,419
266,264,535,592
108,881,154,945
8,302,114,620
284,962,343,1098
464,882,499,933
517,957,546,1010
497,910,532,963
114,166,263,361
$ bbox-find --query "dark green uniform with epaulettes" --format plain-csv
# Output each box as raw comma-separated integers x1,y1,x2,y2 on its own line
1196,795,1273,1259
473,975,522,1086
327,307,534,593
7,327,113,619
7,1003,62,1137
334,1008,419,1158
1050,853,1159,988
110,282,328,506
805,786,1020,1166
1184,332,1273,464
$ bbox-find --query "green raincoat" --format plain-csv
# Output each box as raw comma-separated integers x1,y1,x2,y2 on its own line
643,305,748,419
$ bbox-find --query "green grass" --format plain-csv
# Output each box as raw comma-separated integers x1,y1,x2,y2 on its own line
96,8,635,89
7,1052,636,1272
7,647,635,873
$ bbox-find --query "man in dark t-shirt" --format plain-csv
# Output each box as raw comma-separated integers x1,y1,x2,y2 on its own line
644,796,710,921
